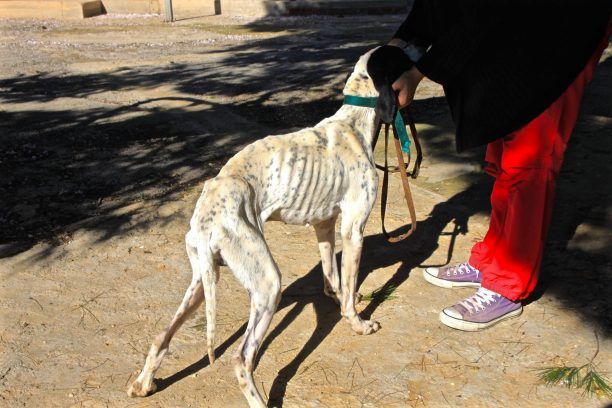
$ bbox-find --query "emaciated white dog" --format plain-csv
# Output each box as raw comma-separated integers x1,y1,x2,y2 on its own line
128,48,400,407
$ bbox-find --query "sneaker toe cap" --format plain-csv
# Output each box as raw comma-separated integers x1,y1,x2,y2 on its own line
424,267,439,278
442,306,463,320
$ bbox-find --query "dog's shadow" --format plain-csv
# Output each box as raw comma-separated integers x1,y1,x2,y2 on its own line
152,179,491,405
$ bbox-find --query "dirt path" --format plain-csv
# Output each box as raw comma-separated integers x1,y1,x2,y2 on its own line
1,15,610,407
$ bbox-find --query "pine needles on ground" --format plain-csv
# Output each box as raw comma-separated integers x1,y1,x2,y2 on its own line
581,369,612,397
536,331,612,398
537,364,611,398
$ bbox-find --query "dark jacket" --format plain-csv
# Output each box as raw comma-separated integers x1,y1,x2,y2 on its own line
394,0,611,151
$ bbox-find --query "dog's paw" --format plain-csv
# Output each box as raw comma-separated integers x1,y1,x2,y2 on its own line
351,319,381,335
127,379,156,397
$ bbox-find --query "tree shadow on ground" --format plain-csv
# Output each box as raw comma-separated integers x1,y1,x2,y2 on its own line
0,26,371,257
0,14,479,258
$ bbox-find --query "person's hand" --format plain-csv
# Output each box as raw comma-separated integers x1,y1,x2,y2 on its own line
388,38,407,48
392,66,424,108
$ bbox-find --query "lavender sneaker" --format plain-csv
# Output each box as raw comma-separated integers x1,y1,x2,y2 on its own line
440,287,523,331
423,262,481,288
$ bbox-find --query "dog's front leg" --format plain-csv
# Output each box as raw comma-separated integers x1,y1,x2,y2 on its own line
339,220,380,335
314,216,341,304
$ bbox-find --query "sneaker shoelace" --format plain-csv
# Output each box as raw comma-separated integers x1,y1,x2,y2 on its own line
459,287,499,314
448,262,480,278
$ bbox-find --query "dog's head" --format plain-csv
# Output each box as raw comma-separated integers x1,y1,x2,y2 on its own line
343,46,414,123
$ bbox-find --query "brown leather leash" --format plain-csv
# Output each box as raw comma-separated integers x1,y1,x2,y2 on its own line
373,109,423,243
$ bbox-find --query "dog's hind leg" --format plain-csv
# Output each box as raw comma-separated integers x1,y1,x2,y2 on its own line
128,237,205,397
314,216,341,304
221,224,281,408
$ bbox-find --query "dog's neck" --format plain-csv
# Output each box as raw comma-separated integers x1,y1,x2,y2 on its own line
332,103,379,150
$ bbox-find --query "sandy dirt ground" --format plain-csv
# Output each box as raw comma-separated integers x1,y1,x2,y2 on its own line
0,14,611,408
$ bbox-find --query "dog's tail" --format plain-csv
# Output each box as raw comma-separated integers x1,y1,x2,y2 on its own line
197,237,219,365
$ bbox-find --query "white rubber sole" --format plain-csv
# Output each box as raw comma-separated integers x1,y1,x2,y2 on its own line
439,306,523,331
422,268,481,288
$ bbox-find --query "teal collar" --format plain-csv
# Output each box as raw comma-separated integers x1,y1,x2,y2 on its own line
343,94,411,153
343,94,377,108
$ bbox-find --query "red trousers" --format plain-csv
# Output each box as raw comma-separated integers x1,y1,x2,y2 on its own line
468,38,607,301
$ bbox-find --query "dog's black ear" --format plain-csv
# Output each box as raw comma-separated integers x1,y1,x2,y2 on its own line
367,45,414,124
375,79,397,124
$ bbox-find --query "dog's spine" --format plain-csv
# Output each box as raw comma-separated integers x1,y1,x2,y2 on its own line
197,236,217,364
